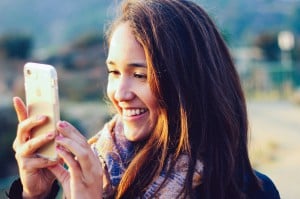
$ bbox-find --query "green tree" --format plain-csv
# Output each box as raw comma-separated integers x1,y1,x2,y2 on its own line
254,32,280,61
0,33,33,59
290,6,300,35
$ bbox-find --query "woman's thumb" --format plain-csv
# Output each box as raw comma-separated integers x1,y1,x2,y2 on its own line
48,164,69,185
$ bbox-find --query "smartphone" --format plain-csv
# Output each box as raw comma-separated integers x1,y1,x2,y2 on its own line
24,62,60,161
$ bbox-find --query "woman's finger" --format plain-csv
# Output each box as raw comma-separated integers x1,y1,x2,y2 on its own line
55,136,94,171
56,121,94,171
57,121,86,143
13,97,27,122
56,121,102,182
17,131,56,156
55,146,82,179
13,117,48,152
16,115,48,143
15,155,59,170
48,164,70,185
48,164,71,199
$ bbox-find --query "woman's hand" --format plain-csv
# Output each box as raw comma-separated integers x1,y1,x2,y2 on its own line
48,121,103,199
12,97,58,198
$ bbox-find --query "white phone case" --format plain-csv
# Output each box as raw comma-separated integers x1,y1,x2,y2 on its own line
24,62,60,160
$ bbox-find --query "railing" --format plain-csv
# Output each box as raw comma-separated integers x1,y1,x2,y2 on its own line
237,61,300,100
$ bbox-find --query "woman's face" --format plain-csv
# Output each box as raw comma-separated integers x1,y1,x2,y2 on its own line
106,22,159,142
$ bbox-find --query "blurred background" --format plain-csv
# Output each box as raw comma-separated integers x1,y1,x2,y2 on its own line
0,0,300,198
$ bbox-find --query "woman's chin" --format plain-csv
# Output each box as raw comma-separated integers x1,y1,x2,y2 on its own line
123,126,149,142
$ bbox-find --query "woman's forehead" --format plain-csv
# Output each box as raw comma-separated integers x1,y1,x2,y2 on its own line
107,22,147,67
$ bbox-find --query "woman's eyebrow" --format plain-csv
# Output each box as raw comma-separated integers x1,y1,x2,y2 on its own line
128,62,147,68
106,60,146,68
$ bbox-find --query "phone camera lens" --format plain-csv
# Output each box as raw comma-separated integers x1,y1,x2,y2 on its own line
26,69,31,75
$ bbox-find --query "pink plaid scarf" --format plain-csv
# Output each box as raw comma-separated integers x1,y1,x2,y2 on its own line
89,115,203,198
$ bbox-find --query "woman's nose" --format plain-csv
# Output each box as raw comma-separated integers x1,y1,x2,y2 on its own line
114,78,134,102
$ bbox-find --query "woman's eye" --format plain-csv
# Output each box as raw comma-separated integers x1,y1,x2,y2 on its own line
134,73,147,79
107,70,120,76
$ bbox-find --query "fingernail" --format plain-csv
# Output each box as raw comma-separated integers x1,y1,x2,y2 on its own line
56,145,65,151
36,115,46,121
55,135,64,141
47,165,57,169
58,121,68,128
55,145,62,151
46,132,55,139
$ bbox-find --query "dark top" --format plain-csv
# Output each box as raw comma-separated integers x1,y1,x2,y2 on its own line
248,171,280,199
6,179,60,199
6,171,280,199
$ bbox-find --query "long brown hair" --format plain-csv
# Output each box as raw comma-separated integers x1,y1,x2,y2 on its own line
105,0,261,198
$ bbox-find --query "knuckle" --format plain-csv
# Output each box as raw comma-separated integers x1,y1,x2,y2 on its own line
65,139,72,146
79,151,89,161
17,121,26,131
40,158,51,165
85,169,102,185
19,162,26,170
12,140,18,151
92,166,102,177
21,163,30,171
84,177,94,185
25,142,34,154
18,159,28,170
15,148,24,160
14,152,20,160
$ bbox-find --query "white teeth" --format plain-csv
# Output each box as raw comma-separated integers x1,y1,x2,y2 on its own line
123,108,147,117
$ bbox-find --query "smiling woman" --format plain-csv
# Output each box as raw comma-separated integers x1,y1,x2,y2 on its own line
8,0,280,199
106,22,158,142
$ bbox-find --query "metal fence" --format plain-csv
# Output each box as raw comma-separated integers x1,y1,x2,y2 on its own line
237,61,300,100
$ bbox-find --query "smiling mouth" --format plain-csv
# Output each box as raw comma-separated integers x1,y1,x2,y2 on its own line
123,108,148,117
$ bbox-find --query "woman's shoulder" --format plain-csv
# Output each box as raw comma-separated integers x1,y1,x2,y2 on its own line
247,170,280,199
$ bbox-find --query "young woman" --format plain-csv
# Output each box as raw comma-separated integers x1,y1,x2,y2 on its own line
8,0,280,198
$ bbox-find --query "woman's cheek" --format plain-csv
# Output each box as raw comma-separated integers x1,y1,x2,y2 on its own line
106,80,115,101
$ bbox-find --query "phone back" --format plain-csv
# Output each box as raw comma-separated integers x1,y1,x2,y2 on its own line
24,63,60,160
